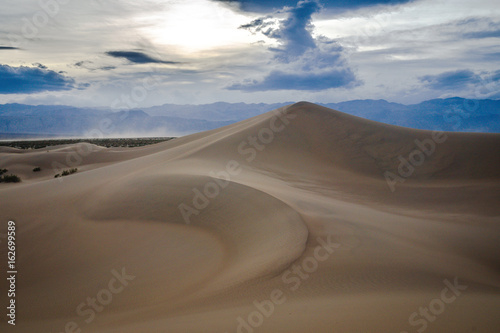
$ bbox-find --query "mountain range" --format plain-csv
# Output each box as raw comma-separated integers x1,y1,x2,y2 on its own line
0,97,498,138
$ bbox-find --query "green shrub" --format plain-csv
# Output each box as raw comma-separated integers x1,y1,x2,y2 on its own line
33,167,41,172
0,174,21,183
0,168,7,176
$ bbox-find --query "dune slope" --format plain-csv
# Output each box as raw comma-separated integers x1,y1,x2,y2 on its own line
1,102,499,332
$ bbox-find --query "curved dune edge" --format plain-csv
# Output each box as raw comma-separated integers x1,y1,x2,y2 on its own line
1,102,499,332
82,173,309,294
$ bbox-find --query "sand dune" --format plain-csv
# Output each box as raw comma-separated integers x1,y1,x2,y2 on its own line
1,102,499,332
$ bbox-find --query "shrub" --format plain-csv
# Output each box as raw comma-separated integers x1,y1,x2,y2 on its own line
33,167,41,172
60,168,78,177
54,174,61,178
0,174,21,183
0,168,7,176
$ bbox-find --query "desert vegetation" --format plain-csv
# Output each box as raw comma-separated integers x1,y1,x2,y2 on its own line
0,169,21,183
54,168,78,178
0,137,175,150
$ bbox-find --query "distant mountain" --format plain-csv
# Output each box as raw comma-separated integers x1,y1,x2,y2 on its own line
142,102,291,121
0,98,498,138
323,98,500,132
0,104,234,138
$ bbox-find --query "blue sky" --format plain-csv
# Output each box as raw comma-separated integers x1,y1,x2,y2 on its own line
0,0,499,107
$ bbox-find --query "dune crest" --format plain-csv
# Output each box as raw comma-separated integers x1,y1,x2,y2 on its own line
1,102,499,332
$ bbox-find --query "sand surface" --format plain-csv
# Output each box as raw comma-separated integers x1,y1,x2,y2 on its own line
1,102,499,332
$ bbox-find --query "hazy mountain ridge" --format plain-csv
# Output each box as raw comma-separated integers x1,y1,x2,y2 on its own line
142,102,292,121
323,98,500,132
0,104,234,137
0,98,498,138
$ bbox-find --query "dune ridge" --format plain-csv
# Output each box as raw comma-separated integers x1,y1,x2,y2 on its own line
1,102,499,332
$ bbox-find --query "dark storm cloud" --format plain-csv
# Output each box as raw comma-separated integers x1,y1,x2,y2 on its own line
105,51,180,65
0,64,76,94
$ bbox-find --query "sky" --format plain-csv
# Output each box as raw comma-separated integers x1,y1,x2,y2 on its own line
0,0,499,108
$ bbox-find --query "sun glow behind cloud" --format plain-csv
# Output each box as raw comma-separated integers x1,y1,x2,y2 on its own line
139,0,261,52
0,0,498,106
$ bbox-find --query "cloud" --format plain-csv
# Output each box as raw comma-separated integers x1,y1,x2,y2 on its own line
419,70,481,90
0,64,76,94
456,17,500,39
419,70,500,99
105,51,180,65
274,0,321,58
33,63,48,69
230,0,359,91
74,60,116,71
99,66,117,71
214,0,413,12
463,29,500,39
228,68,358,91
74,61,89,67
0,46,19,50
480,70,500,97
239,17,274,32
487,70,500,82
238,0,322,60
481,52,500,61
